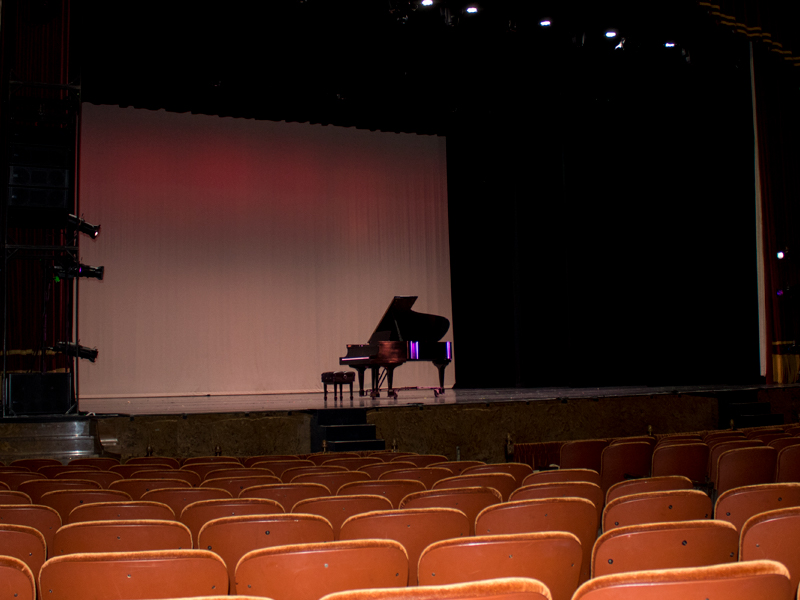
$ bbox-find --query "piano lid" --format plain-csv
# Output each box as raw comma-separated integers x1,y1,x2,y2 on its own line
368,296,450,344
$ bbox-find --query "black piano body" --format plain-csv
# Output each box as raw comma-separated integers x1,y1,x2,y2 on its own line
339,296,452,397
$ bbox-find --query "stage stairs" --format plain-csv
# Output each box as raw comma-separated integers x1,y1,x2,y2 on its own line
310,408,385,453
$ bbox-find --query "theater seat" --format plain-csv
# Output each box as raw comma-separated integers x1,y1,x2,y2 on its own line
318,577,553,600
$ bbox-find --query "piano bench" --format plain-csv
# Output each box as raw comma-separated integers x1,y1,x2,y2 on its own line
322,371,355,400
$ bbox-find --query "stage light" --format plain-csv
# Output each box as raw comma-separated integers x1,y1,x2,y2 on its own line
540,19,551,27
66,214,100,238
421,0,433,5
605,30,618,38
778,249,788,260
466,6,478,14
51,341,98,362
665,41,676,48
53,263,105,281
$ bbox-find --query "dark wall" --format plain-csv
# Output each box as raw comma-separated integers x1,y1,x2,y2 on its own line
448,15,759,388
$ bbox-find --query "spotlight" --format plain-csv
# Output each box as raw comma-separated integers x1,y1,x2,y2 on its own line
52,263,105,281
664,41,676,48
66,214,100,239
51,341,98,362
778,249,789,260
421,0,433,5
465,5,478,14
540,19,552,27
605,30,618,38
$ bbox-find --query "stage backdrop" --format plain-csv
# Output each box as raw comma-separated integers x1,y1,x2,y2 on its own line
78,104,452,398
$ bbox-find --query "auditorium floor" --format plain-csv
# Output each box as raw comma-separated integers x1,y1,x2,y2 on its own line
78,382,788,416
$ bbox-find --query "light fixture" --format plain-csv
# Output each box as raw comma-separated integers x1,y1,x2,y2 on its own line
51,341,98,362
778,249,789,260
465,5,478,14
605,30,618,39
66,214,101,238
421,0,433,5
540,19,551,27
664,41,676,48
53,263,105,281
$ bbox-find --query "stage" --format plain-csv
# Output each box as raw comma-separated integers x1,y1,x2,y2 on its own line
75,383,800,465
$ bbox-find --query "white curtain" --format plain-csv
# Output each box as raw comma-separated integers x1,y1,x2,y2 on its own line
78,105,453,398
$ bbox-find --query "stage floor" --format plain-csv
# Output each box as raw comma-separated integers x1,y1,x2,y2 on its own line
77,382,785,416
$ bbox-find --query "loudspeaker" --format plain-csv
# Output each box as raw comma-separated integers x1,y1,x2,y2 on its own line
5,373,73,416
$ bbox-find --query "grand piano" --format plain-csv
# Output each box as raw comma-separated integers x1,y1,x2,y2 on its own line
340,296,452,397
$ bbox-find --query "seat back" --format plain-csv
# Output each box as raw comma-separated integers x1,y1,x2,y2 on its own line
11,458,61,470
0,503,61,549
197,513,334,581
740,506,800,593
602,489,711,532
183,456,241,466
318,576,553,600
521,469,601,488
235,539,409,600
129,469,201,486
0,523,46,582
776,445,800,483
0,556,35,600
651,443,709,483
592,520,738,578
393,455,449,468
140,486,232,516
559,439,609,472
572,560,792,600
68,457,120,470
51,519,192,555
321,457,384,470
242,455,301,467
378,467,452,489
39,549,230,599
290,471,370,494
358,461,417,479
109,464,170,478
292,494,392,539
181,497,284,546
67,500,175,524
428,461,486,476
247,459,314,478
18,479,102,503
338,479,426,508
124,456,181,469
0,471,45,490
509,481,604,525
239,482,330,509
475,497,597,583
605,475,694,505
715,483,800,532
770,438,800,453
339,507,470,585
709,440,764,483
282,465,347,483
181,462,243,481
109,478,191,500
418,531,581,600
0,490,32,504
461,463,533,487
307,452,360,466
433,473,517,501
599,442,652,493
40,489,132,523
54,470,125,488
399,486,502,535
201,474,283,496
715,447,778,495
202,467,277,481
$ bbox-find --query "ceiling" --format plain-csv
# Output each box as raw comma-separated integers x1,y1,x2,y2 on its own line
76,0,713,134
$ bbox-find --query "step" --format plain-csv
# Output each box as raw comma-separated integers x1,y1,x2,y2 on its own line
326,439,386,452
321,424,376,442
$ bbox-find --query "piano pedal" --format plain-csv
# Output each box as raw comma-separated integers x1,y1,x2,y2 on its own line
433,389,439,398
388,389,398,399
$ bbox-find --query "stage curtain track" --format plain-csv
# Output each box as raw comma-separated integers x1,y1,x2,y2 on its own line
77,105,452,398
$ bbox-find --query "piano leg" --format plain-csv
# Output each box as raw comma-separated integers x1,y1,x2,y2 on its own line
370,366,380,398
353,366,368,397
386,365,398,398
433,360,450,394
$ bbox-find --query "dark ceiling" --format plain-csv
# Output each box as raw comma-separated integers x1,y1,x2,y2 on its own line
75,0,716,134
